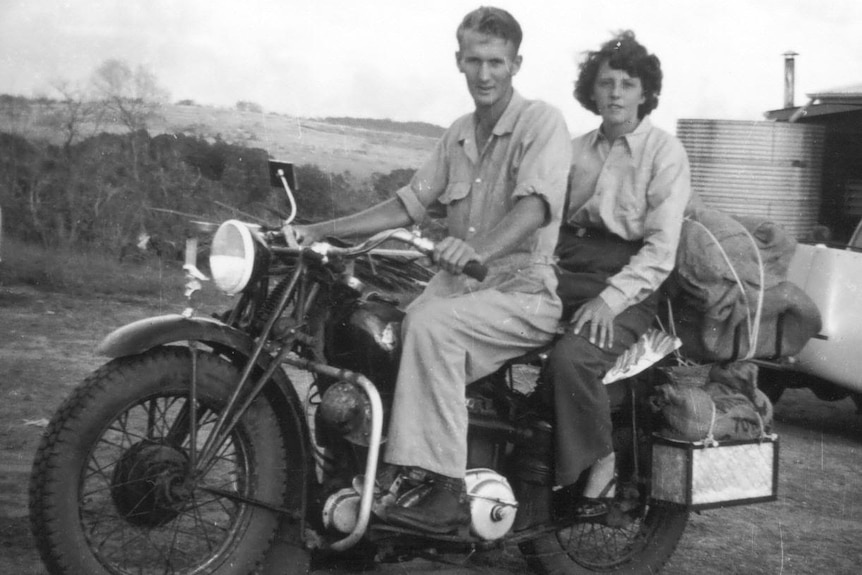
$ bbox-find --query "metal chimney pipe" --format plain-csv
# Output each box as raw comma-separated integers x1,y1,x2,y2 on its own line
784,51,798,108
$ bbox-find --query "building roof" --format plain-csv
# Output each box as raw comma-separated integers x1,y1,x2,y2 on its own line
807,83,862,104
764,83,862,122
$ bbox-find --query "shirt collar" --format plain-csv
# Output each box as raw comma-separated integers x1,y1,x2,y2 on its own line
457,89,526,144
590,115,653,154
490,90,526,136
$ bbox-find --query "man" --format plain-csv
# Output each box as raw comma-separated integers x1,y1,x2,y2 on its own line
288,7,570,533
548,30,696,516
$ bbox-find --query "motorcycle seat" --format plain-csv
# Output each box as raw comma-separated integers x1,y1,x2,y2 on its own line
503,343,555,367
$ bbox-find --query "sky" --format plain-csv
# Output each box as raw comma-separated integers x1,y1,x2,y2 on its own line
1,0,861,136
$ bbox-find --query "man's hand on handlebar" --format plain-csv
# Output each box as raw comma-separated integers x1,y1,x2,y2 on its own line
280,224,489,281
434,237,484,276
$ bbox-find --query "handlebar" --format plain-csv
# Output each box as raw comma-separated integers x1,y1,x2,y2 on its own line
460,260,488,282
387,230,488,282
278,227,488,282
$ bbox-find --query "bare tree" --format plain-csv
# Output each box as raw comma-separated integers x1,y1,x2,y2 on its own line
48,80,103,151
90,59,168,180
91,59,168,133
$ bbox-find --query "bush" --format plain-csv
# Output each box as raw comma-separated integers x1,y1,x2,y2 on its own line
293,164,353,220
0,129,273,253
371,168,414,202
236,101,263,114
0,127,430,254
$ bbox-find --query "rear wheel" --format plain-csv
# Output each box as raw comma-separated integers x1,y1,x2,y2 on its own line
522,502,688,574
29,346,290,575
521,379,690,575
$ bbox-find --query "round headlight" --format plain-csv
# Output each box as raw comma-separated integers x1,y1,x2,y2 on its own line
209,220,260,295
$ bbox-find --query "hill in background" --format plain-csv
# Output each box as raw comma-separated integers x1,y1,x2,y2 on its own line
0,98,442,179
318,117,445,139
0,96,450,253
161,105,444,179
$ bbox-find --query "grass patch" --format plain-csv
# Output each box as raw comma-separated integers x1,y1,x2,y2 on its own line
1,237,185,301
0,237,242,312
0,236,426,310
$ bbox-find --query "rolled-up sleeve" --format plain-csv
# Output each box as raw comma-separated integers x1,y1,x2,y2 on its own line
395,186,427,224
511,105,572,226
395,135,453,225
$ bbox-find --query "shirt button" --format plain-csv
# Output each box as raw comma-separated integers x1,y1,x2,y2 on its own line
468,227,477,235
474,178,481,183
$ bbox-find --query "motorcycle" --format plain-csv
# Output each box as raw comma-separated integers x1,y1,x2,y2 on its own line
30,161,756,575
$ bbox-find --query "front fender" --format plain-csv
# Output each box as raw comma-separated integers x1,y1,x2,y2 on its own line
97,314,313,501
96,314,254,358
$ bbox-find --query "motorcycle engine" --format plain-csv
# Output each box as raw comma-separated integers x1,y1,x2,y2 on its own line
320,469,519,540
464,468,518,541
317,381,374,445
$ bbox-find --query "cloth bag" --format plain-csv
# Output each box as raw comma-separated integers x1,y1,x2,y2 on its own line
651,361,773,442
668,208,821,361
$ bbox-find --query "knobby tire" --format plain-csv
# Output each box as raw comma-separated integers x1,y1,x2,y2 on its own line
29,346,290,575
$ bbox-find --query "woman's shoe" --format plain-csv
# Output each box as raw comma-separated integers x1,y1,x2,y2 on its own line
573,476,616,519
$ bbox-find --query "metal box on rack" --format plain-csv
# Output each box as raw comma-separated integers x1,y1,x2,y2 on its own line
650,434,779,510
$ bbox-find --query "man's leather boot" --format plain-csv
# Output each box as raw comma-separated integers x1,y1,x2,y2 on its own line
367,465,431,520
384,472,470,534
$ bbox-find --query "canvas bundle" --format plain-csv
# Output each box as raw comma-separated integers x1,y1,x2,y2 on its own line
649,361,779,509
668,208,821,362
651,361,773,442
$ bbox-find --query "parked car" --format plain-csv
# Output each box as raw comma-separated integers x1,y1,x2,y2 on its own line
757,221,862,412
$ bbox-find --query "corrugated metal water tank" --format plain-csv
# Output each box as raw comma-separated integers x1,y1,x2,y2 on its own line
676,119,826,239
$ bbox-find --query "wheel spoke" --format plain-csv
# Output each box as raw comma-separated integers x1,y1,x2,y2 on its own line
557,507,647,568
31,349,292,575
77,389,253,574
188,491,220,554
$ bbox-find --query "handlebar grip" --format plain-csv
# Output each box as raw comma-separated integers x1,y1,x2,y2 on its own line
463,260,488,282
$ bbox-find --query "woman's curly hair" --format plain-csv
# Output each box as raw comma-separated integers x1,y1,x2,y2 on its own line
574,30,663,119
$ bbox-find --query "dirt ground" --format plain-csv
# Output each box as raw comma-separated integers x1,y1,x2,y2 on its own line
1,284,861,575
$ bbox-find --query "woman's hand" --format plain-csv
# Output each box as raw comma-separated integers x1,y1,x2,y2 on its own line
570,297,617,349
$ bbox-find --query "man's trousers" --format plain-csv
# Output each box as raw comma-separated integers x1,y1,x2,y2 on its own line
384,287,562,479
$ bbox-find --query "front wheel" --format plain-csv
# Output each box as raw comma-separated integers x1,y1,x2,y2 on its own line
29,346,290,575
522,503,689,575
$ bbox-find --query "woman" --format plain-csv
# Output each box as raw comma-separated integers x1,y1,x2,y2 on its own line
549,30,696,516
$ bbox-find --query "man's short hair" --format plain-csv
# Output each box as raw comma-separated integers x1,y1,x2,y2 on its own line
574,30,663,119
456,6,522,52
